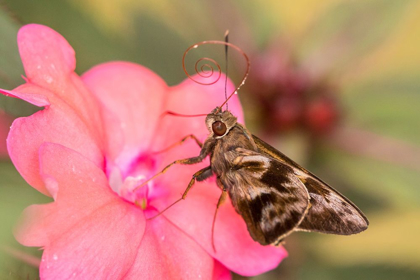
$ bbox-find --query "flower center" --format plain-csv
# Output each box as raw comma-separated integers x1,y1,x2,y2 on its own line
108,153,157,208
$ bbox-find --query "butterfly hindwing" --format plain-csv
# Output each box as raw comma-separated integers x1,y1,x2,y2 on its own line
222,147,311,245
252,134,369,235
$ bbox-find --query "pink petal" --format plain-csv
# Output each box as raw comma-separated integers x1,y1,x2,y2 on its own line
16,143,146,279
6,84,104,195
0,88,49,107
39,203,143,279
123,216,214,280
18,24,75,83
17,24,105,134
155,188,287,276
1,24,111,194
212,261,232,280
81,62,168,170
167,74,244,121
152,74,243,153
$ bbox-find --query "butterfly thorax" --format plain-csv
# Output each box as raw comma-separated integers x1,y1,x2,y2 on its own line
205,109,259,191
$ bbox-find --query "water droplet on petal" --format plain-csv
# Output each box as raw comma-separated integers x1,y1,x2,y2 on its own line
45,76,53,84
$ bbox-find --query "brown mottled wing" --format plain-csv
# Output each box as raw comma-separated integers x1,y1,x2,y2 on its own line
223,148,310,245
252,135,369,235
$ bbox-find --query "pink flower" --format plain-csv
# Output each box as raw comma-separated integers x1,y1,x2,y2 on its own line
0,24,287,279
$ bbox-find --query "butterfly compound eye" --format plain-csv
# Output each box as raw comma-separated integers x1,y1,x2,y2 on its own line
212,121,227,136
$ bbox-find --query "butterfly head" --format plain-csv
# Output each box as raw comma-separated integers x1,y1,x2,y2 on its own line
206,107,237,139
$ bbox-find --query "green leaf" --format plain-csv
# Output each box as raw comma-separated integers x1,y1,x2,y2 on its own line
308,211,420,271
300,261,420,280
296,0,414,75
312,146,420,209
0,160,50,279
343,78,420,145
0,7,23,89
0,8,40,117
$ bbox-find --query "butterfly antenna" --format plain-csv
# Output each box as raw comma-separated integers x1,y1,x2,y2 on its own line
224,30,229,111
160,111,207,118
182,40,250,114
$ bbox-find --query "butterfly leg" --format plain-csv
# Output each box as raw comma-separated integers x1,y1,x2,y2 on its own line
148,166,212,220
211,189,228,252
134,139,214,192
152,134,203,155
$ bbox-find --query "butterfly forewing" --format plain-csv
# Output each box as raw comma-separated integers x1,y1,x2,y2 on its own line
222,148,311,245
252,134,369,235
295,176,368,234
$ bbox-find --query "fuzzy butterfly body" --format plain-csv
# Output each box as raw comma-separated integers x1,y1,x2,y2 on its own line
202,108,368,245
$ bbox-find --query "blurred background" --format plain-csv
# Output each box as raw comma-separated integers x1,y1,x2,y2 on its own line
0,0,419,279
